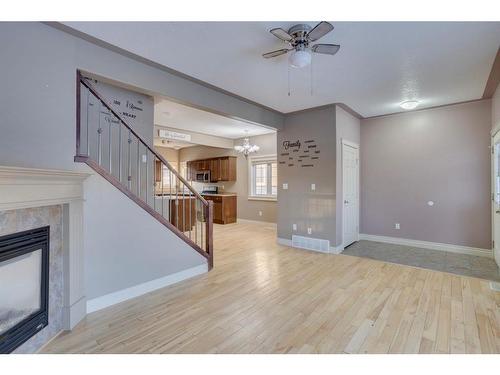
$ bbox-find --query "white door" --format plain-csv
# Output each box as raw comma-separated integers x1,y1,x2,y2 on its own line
342,141,359,247
492,131,500,267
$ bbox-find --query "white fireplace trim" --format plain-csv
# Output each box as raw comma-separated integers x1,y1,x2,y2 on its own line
0,166,89,330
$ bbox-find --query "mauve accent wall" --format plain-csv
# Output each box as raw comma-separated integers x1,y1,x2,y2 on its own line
493,85,500,128
278,106,337,245
360,100,492,249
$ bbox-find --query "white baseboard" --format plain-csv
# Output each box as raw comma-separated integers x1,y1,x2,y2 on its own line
237,218,277,225
330,245,344,254
277,237,344,255
359,234,493,258
490,282,500,291
86,263,208,314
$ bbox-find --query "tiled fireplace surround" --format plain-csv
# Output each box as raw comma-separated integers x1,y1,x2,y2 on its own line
0,166,88,353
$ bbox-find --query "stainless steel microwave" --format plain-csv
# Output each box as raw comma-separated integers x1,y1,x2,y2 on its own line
195,170,210,182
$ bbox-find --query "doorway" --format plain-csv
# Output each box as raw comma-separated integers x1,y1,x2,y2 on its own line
342,140,360,248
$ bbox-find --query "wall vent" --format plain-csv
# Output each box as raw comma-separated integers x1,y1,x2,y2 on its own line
291,235,330,253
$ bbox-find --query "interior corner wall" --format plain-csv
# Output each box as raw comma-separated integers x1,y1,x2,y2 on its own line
493,83,500,129
360,100,492,249
335,106,361,247
278,106,337,245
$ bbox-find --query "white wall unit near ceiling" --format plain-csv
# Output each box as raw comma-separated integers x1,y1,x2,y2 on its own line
63,22,500,117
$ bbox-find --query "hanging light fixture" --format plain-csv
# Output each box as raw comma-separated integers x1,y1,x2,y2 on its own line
234,131,260,157
288,48,312,68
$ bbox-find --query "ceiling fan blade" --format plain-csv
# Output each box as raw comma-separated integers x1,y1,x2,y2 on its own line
312,44,340,55
307,21,334,41
270,28,293,42
262,49,290,58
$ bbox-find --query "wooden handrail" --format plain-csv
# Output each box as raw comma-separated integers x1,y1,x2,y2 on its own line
75,70,213,269
77,71,208,206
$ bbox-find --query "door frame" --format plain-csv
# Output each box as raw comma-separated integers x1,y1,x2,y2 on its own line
341,139,360,249
491,126,500,267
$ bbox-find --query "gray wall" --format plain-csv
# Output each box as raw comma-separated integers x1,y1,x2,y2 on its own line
360,100,492,249
0,22,278,302
179,132,277,223
278,106,337,245
89,77,155,144
335,106,361,246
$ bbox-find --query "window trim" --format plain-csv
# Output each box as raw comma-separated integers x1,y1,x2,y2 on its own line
247,154,277,201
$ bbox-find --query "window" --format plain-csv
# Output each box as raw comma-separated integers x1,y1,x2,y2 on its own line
179,161,187,180
249,155,277,200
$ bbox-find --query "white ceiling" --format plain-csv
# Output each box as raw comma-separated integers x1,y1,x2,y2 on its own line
64,22,500,117
155,97,276,139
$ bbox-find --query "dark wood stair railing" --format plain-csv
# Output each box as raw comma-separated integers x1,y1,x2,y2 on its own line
75,71,213,269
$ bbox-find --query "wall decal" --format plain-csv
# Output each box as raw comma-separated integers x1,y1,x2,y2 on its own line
279,138,320,169
283,140,301,151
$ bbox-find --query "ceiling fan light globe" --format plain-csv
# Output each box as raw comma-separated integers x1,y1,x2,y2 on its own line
399,100,419,110
289,50,311,68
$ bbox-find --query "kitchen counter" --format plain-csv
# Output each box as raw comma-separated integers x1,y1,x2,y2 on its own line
155,194,197,199
201,193,237,197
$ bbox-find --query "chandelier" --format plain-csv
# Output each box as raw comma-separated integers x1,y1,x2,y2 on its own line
234,133,259,157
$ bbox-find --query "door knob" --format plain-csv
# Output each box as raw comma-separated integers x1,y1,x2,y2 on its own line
344,200,349,204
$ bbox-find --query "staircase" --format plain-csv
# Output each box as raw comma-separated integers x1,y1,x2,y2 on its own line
74,71,213,269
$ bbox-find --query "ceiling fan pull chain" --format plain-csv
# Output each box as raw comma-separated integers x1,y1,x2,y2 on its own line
288,63,291,97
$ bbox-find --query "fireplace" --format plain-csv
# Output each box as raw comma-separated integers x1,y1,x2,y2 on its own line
0,226,49,353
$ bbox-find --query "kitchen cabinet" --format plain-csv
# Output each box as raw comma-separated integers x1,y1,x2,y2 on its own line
203,194,237,224
169,196,197,232
216,157,237,182
186,156,237,182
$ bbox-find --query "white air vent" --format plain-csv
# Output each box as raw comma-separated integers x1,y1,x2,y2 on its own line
292,235,330,253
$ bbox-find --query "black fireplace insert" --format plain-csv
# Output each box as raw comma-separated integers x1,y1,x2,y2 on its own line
0,226,50,353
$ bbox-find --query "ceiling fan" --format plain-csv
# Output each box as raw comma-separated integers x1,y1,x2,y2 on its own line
263,21,340,68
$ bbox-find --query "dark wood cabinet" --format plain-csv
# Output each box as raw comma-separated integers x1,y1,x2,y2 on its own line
169,197,197,232
186,156,237,182
216,157,236,182
210,159,220,181
203,195,236,224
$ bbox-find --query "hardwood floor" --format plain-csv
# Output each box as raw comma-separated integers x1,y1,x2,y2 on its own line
42,221,500,354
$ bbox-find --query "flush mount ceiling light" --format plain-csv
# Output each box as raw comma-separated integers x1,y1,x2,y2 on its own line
400,100,419,110
234,131,260,157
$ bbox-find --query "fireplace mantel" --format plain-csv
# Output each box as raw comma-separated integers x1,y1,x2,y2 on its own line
0,166,89,330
